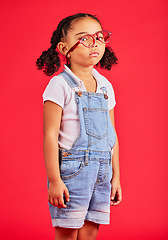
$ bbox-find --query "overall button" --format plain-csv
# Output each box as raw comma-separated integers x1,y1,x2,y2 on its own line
104,94,108,99
77,91,82,97
63,152,69,157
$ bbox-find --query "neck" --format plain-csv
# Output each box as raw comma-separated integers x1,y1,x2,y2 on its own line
69,63,94,82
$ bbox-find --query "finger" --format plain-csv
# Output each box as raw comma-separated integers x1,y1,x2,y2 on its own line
111,199,120,206
49,196,54,206
58,196,67,208
110,187,116,201
53,198,59,207
112,191,122,206
118,192,122,202
110,198,116,206
64,187,70,203
115,189,122,202
110,197,115,206
113,199,121,206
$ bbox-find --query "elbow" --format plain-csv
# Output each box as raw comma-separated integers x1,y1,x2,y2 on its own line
43,131,58,141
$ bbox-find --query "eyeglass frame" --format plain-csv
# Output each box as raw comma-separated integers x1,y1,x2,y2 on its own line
66,30,112,57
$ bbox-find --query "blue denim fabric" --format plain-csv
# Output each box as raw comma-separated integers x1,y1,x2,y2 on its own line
47,71,116,228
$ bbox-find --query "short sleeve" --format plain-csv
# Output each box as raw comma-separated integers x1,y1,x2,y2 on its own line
107,82,116,110
42,76,65,108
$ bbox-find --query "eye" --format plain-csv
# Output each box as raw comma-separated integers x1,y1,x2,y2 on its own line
97,33,104,41
81,36,88,41
97,36,104,42
99,36,104,40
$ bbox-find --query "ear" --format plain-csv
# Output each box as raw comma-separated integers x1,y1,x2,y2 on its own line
57,42,69,56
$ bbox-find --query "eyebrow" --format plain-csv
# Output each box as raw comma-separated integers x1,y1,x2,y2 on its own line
75,32,88,36
75,30,103,36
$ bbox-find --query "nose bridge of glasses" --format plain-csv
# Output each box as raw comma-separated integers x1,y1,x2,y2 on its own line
93,32,100,40
90,33,100,46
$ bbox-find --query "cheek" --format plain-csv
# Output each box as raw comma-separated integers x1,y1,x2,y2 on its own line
101,45,106,54
72,46,89,57
99,45,106,59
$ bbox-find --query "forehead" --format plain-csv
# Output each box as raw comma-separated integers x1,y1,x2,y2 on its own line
68,17,102,35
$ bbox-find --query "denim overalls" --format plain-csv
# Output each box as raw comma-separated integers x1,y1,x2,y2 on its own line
47,70,116,229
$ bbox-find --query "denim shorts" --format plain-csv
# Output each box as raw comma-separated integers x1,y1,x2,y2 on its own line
47,150,113,229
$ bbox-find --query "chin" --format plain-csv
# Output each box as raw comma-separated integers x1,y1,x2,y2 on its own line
89,58,101,65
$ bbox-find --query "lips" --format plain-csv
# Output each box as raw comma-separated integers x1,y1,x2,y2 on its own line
89,52,99,56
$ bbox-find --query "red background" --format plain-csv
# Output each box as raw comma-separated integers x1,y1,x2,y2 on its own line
0,0,167,239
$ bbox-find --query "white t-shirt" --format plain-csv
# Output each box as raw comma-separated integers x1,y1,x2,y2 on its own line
42,64,116,150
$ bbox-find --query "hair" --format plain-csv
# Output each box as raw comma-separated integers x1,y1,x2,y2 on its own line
36,13,118,76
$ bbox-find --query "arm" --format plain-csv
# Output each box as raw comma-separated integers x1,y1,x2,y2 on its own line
43,100,69,208
109,108,122,206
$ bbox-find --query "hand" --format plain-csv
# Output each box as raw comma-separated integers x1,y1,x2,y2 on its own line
110,176,122,206
48,179,70,208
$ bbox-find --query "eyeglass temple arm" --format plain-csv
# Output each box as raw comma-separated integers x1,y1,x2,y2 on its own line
104,36,108,41
104,32,111,42
66,41,80,57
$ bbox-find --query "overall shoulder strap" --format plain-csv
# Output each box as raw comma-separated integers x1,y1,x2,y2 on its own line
59,71,78,89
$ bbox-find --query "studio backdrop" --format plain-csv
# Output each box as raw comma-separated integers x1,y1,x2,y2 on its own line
0,0,167,239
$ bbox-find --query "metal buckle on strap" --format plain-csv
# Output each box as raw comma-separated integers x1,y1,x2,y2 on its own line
100,86,108,99
85,150,89,165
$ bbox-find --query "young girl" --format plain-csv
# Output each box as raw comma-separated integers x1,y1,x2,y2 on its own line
36,13,122,240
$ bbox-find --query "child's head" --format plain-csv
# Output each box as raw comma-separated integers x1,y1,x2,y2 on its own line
36,13,118,76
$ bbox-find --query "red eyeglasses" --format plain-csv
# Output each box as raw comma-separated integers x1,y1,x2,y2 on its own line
66,30,111,57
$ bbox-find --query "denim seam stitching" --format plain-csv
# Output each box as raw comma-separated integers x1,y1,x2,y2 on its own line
61,161,85,180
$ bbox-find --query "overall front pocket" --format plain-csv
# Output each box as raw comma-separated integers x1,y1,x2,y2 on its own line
60,160,84,180
83,108,108,139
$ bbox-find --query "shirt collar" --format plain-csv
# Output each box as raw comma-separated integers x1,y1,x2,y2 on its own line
63,64,103,88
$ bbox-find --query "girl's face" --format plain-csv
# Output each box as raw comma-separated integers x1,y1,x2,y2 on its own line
64,17,106,68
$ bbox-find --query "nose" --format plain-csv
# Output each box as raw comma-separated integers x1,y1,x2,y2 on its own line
90,34,98,47
92,37,98,47
94,35,100,46
92,42,98,47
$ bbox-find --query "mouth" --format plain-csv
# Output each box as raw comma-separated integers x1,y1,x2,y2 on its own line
89,52,99,57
